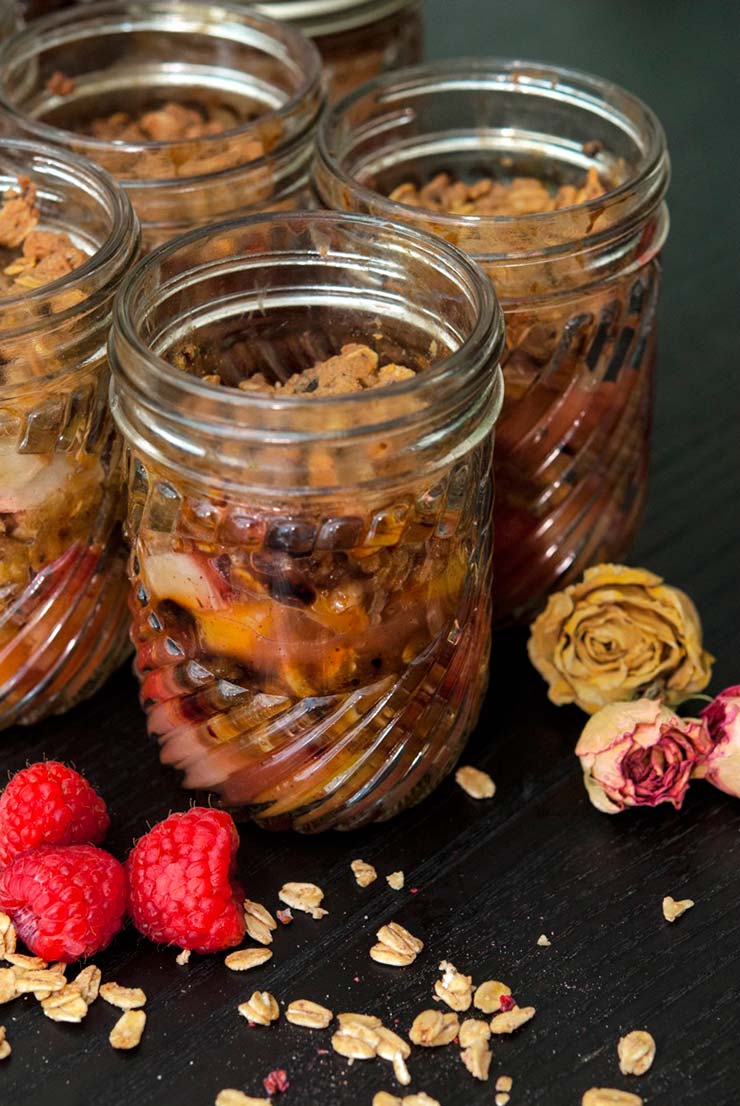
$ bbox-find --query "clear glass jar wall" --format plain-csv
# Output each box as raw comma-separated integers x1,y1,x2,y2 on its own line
253,0,423,101
0,139,139,729
314,60,670,621
0,1,324,247
110,211,504,831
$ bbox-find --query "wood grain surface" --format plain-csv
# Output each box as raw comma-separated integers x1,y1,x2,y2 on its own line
2,1,739,1103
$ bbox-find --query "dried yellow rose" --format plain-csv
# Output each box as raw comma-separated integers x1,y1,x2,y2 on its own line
528,564,713,715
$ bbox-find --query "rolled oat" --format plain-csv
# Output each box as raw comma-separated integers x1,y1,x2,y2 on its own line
490,1004,536,1034
109,1009,146,1050
455,765,496,799
618,1030,656,1076
225,949,273,972
351,860,378,888
278,883,327,919
238,992,280,1026
285,999,333,1029
99,982,147,1010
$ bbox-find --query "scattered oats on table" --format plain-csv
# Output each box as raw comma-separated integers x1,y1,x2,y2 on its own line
74,964,101,1004
461,1040,492,1080
474,979,512,1013
331,1019,380,1060
99,982,147,1009
109,1009,146,1050
455,765,496,799
375,1024,411,1061
387,871,405,891
490,1004,536,1034
459,1018,491,1048
409,1008,460,1047
371,921,424,967
225,948,273,972
285,999,333,1029
278,882,327,919
434,959,473,1011
662,895,694,922
0,1026,10,1060
215,1091,272,1106
582,1090,643,1106
618,1030,656,1075
537,933,552,946
15,968,65,996
0,913,17,958
243,899,277,945
41,985,88,1023
351,859,378,888
238,991,280,1026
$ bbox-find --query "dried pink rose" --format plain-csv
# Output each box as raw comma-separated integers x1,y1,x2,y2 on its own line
694,686,740,797
576,699,712,813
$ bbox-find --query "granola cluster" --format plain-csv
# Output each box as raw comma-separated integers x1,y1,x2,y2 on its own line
389,167,606,217
0,177,87,296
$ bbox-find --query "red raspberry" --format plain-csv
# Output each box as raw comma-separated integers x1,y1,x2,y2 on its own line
0,844,126,962
126,807,245,954
0,760,109,866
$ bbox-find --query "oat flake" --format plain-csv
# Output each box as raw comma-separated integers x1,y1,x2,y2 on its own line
618,1030,656,1076
455,765,496,799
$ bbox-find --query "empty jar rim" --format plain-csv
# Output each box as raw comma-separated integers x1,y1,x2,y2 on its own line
0,0,324,185
315,57,670,261
252,0,418,35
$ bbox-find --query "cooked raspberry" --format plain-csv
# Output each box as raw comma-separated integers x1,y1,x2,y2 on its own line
0,844,126,962
126,807,245,954
0,760,109,866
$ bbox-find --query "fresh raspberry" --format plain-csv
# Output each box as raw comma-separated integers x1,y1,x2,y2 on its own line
0,760,109,866
126,807,245,954
0,844,126,962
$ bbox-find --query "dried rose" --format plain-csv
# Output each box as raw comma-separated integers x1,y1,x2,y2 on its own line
694,686,740,797
576,699,712,813
528,565,714,715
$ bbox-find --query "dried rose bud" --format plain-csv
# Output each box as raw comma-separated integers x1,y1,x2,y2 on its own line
528,564,714,715
576,699,712,813
695,686,740,797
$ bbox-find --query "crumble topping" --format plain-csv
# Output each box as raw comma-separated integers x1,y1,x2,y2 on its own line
389,166,606,217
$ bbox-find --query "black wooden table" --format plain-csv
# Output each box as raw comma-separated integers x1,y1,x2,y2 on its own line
3,2,739,1104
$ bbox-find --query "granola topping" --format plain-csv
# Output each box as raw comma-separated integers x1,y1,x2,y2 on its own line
0,179,87,296
389,167,606,218
618,1030,656,1076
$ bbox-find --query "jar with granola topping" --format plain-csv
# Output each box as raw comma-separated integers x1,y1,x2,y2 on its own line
314,60,671,621
0,138,139,729
110,211,504,831
0,1,323,248
252,0,423,102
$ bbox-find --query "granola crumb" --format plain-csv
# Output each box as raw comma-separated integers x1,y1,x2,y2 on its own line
389,167,607,218
495,1095,510,1106
490,1004,536,1034
455,765,496,800
278,882,327,919
496,1076,513,1093
0,1026,10,1060
351,859,378,888
276,909,293,926
238,991,280,1027
215,1092,272,1106
285,999,333,1029
537,933,552,947
618,1030,656,1076
109,1009,146,1050
473,980,512,1014
581,1090,643,1106
387,871,405,891
434,959,473,1012
662,895,694,922
176,949,191,966
225,948,273,972
46,70,76,96
99,982,147,1010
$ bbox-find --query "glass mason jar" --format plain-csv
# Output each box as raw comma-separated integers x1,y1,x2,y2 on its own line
0,1,324,248
252,0,423,102
0,138,139,729
110,211,504,831
0,1,17,41
314,60,671,621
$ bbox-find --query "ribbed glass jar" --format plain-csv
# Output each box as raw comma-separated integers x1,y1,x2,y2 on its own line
0,139,139,729
110,211,504,831
253,0,423,101
0,1,323,248
314,59,671,621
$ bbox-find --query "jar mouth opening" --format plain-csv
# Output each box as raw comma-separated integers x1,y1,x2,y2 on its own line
0,138,138,332
0,0,324,174
253,0,416,35
317,58,669,246
112,209,504,427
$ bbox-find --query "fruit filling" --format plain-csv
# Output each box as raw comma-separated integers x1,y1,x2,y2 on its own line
0,179,127,727
386,163,656,619
129,342,492,831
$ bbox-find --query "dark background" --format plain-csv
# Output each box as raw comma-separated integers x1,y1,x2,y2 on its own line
3,2,740,1104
